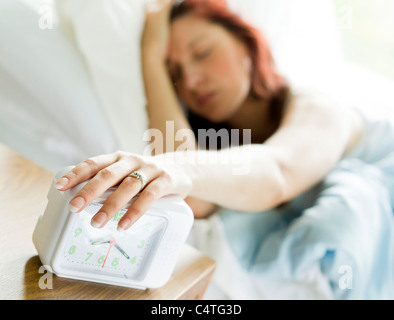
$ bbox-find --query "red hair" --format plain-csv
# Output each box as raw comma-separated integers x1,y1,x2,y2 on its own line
170,0,288,101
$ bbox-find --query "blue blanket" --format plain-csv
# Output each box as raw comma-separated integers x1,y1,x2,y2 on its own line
220,114,394,299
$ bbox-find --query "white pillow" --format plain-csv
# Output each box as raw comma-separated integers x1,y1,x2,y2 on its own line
0,0,118,172
227,0,344,90
55,0,149,155
56,0,343,158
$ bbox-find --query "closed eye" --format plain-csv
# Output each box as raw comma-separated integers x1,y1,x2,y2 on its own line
194,48,212,60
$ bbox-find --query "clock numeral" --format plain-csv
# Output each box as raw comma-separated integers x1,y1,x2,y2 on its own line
137,240,145,249
85,252,93,262
74,228,82,237
113,211,125,222
68,245,76,255
98,256,105,265
111,258,119,267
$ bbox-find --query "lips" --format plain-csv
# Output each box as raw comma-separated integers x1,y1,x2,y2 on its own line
197,91,217,108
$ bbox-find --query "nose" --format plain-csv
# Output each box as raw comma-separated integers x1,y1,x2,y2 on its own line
183,65,204,91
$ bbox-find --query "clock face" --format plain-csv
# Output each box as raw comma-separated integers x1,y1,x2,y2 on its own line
57,202,168,281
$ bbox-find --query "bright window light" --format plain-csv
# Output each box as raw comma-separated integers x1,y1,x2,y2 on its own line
334,0,394,79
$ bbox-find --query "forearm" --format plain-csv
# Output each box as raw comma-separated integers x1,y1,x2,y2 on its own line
142,50,218,216
142,51,197,153
156,144,286,212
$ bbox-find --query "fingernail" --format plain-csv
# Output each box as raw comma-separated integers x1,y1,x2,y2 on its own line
117,218,132,232
91,212,107,228
55,177,69,190
69,197,85,213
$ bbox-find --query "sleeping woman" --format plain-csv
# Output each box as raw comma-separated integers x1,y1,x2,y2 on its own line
55,0,394,298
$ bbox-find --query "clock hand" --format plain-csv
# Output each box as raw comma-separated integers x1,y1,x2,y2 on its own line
114,243,130,260
90,236,114,247
91,240,111,247
102,239,116,269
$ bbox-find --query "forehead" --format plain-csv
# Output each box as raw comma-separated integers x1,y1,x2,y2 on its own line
167,15,224,60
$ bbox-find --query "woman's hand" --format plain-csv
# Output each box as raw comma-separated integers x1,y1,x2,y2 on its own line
141,0,175,61
55,151,193,232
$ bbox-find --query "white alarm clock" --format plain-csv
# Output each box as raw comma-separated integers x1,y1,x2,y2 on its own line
33,167,194,289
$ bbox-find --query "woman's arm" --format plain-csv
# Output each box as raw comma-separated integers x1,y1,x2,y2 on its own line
264,92,364,202
142,53,197,153
155,92,364,212
141,0,217,217
141,0,195,154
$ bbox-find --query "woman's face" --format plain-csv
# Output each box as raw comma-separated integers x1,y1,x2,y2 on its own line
167,14,252,123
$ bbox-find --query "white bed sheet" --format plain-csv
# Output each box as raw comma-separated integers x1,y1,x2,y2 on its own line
189,215,334,300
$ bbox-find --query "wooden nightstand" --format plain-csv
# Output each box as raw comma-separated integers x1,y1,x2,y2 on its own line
0,143,216,300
